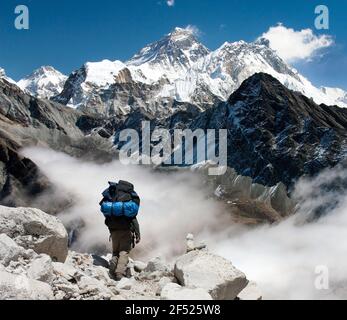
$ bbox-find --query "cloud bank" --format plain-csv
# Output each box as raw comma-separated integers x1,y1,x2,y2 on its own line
258,24,334,63
23,147,229,260
23,147,347,299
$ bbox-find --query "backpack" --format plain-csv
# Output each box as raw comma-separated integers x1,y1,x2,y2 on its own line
100,180,140,219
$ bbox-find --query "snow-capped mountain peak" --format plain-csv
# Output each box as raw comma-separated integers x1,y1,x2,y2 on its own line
82,60,126,87
0,67,5,78
0,67,16,84
17,66,67,99
127,27,210,84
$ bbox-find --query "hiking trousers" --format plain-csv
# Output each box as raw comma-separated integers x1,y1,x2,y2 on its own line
110,230,133,276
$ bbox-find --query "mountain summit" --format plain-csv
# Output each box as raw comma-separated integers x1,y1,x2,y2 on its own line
17,66,67,99
128,27,210,71
0,67,16,84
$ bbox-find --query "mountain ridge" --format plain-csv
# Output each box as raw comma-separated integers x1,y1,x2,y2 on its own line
7,27,347,116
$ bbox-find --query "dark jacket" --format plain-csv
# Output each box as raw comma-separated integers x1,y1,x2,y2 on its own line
99,180,140,238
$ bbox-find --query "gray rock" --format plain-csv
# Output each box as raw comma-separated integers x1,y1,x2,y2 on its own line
54,290,66,300
145,257,169,273
161,283,212,300
0,234,26,266
116,277,134,291
174,250,248,300
127,260,136,277
27,255,54,284
52,262,78,281
134,261,147,273
86,266,111,283
54,283,79,297
186,233,195,253
156,277,174,295
78,276,112,296
0,206,68,262
237,281,263,300
139,270,172,281
0,271,54,300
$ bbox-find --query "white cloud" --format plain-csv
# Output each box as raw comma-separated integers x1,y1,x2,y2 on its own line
258,24,334,63
184,24,201,37
23,147,347,299
167,0,175,6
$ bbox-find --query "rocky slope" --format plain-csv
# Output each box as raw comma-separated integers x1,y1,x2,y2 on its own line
0,205,261,300
0,78,116,211
101,73,346,191
220,73,347,188
184,73,347,189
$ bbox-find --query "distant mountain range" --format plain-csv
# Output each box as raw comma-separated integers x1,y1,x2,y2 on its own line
2,27,346,118
0,27,347,220
0,68,346,220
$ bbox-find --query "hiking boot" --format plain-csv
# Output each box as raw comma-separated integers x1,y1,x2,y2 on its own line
109,256,118,276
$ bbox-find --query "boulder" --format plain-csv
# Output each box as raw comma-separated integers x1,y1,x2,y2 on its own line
185,233,207,252
116,277,134,291
85,266,111,283
0,206,68,262
78,276,112,296
0,271,54,300
161,283,212,300
0,234,26,266
52,262,78,281
144,257,170,273
27,255,54,284
237,281,263,300
174,250,248,300
133,261,147,273
156,277,175,295
53,282,79,299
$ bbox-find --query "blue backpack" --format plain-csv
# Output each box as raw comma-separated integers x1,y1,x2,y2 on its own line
100,180,140,219
101,201,139,218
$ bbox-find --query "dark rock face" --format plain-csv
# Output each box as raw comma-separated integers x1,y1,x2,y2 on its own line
0,136,49,207
52,67,87,106
0,79,116,210
108,73,347,191
189,73,347,189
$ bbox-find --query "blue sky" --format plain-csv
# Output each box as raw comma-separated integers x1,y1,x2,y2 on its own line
0,0,346,89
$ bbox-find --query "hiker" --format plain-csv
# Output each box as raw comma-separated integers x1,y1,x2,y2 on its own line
99,180,141,280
